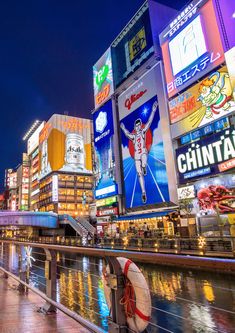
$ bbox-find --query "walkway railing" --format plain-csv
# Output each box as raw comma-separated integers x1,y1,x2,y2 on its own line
1,235,235,257
0,239,235,332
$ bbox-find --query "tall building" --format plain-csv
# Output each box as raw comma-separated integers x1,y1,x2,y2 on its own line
159,0,235,236
38,114,94,217
92,0,179,236
16,153,30,211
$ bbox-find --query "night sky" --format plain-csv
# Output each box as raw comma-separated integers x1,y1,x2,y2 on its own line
0,0,186,189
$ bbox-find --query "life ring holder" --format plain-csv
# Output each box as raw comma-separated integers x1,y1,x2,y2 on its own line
102,257,151,332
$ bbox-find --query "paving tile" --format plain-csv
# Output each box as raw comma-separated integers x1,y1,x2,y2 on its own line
0,275,91,333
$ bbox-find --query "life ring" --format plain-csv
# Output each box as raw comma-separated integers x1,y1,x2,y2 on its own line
102,257,151,332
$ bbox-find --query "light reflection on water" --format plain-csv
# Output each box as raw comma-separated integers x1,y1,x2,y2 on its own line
5,246,235,333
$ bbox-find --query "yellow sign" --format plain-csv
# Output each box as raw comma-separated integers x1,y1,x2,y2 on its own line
169,66,235,137
129,27,147,62
228,214,235,225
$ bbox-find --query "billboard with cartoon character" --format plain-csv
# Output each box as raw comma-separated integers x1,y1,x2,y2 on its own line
118,67,170,209
170,66,235,138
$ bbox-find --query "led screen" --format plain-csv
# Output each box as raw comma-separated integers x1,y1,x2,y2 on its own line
93,100,117,199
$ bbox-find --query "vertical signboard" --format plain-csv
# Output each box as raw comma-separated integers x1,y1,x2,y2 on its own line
52,174,58,202
39,115,92,178
112,3,154,88
118,66,169,209
93,100,117,199
93,48,114,110
27,122,45,155
159,0,225,98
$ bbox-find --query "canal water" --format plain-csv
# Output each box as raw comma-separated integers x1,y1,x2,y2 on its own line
3,245,235,333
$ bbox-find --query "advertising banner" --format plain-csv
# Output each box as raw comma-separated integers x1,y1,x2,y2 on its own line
118,67,169,209
177,185,195,200
194,174,235,214
215,0,235,51
27,122,45,155
159,0,225,98
176,127,235,183
112,3,154,88
93,100,117,199
93,48,114,110
225,47,235,100
39,115,92,178
169,66,235,137
5,170,17,189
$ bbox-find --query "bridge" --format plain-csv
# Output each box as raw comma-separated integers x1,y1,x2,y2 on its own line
0,211,95,237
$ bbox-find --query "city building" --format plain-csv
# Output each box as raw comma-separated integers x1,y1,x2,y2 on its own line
159,0,235,236
24,120,45,211
92,0,180,236
16,153,30,211
38,114,94,217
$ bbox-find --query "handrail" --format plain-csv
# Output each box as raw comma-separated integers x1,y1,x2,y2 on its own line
0,265,105,333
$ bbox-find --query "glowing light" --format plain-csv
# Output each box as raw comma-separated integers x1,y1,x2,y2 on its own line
141,106,149,116
22,120,43,141
24,246,36,267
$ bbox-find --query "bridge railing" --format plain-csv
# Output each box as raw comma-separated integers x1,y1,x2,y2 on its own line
0,239,235,332
1,234,234,257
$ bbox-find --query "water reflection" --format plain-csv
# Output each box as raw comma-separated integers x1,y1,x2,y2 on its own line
2,244,235,333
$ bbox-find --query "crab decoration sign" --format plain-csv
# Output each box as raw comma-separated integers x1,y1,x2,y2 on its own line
197,185,235,213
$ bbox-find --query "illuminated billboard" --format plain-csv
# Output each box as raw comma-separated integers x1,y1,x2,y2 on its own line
5,169,17,189
176,127,235,184
93,100,117,199
118,67,169,209
112,3,154,88
169,66,235,138
93,48,114,110
39,114,92,178
159,0,225,98
27,122,45,155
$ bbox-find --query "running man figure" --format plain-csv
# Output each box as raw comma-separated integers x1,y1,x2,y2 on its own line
120,101,158,203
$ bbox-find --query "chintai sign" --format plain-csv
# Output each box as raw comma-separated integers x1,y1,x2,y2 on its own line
176,127,235,183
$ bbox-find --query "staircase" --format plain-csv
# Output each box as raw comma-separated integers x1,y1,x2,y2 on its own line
76,216,96,235
58,214,88,237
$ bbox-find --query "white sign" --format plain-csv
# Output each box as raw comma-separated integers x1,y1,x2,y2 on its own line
27,122,45,155
169,15,207,76
118,65,160,121
177,185,195,200
95,111,107,133
225,47,235,100
52,174,58,202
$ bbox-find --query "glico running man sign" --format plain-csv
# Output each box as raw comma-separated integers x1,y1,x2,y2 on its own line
176,127,235,183
118,66,169,209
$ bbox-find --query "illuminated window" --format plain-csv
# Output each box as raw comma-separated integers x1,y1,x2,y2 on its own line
169,15,207,76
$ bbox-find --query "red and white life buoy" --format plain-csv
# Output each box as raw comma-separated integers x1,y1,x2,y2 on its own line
102,257,151,333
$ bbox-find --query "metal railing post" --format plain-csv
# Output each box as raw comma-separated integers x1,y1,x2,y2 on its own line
42,249,57,313
17,245,26,293
3,243,9,278
106,257,127,333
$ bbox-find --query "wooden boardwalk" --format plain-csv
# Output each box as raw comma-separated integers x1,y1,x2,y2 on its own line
0,274,90,333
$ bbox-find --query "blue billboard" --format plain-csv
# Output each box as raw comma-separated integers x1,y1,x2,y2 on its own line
176,127,235,184
93,100,117,199
119,94,169,208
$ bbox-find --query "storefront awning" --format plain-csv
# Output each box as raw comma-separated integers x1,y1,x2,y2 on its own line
113,210,177,222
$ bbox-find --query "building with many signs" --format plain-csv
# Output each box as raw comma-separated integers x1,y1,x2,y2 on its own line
159,0,235,236
92,0,180,236
38,114,93,218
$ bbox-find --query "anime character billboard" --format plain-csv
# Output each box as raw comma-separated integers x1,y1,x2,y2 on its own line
119,93,169,209
170,66,235,138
